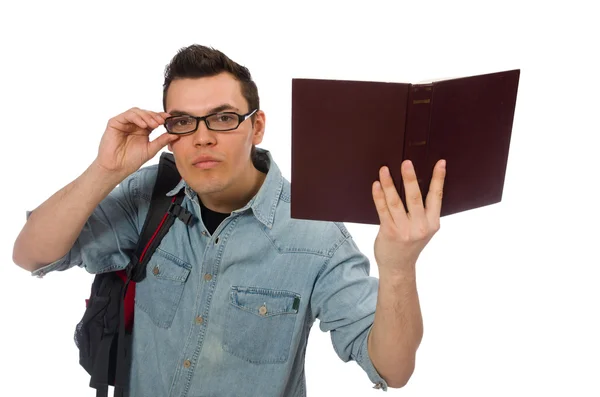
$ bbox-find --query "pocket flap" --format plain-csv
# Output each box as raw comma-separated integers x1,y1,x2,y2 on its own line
148,249,191,283
230,286,300,317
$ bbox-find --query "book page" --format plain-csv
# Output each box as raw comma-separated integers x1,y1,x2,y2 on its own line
413,76,457,84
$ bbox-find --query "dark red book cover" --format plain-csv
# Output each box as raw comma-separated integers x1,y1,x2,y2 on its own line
290,69,520,224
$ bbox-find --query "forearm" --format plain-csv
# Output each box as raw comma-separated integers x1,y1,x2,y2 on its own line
368,269,423,388
12,160,127,272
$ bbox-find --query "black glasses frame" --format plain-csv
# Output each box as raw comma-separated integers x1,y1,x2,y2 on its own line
164,109,258,135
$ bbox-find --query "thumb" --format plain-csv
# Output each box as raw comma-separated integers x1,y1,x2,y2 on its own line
148,133,179,158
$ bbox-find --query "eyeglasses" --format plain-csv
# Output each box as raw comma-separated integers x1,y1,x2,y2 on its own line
164,109,258,135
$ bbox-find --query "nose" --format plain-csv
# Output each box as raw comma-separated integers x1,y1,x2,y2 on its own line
192,120,217,147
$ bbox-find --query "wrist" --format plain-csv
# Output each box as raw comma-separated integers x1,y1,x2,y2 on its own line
378,265,417,285
84,160,129,193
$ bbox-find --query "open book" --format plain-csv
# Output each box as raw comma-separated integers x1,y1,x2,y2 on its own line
290,69,520,224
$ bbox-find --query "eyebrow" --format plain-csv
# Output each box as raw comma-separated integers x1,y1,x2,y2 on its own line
169,104,240,117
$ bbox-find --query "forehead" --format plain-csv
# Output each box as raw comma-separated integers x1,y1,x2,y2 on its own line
165,73,246,113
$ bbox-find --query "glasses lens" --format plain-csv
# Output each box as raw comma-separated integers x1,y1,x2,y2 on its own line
206,113,240,131
166,116,197,133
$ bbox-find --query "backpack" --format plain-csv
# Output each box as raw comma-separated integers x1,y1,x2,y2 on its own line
73,152,194,397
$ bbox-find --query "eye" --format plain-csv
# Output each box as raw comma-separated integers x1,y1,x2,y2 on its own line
166,116,197,133
216,114,235,122
175,118,193,126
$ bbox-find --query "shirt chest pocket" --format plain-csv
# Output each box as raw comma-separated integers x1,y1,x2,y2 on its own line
222,286,301,364
134,249,191,329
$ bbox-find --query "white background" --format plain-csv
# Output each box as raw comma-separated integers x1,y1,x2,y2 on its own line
1,0,598,396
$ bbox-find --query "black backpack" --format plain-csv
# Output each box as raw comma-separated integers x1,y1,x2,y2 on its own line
73,152,194,397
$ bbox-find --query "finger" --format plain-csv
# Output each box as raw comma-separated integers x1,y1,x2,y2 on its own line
402,160,425,218
148,132,180,158
425,159,446,223
147,111,169,125
379,165,408,223
113,110,148,131
372,180,393,226
130,108,160,130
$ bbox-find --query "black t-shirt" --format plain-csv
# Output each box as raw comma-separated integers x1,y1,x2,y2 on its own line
199,201,229,235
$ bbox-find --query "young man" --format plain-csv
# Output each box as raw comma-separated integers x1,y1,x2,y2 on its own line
13,44,446,396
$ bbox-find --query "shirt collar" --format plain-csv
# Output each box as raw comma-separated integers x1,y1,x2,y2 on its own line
166,178,187,197
166,148,283,229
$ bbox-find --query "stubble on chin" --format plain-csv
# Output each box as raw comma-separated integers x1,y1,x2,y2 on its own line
186,172,228,196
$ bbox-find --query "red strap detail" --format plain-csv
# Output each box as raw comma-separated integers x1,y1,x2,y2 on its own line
116,196,176,332
139,197,176,262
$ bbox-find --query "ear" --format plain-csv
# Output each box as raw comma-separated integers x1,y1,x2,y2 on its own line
252,110,266,145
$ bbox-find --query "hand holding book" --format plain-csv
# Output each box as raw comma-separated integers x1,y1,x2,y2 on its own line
372,159,446,275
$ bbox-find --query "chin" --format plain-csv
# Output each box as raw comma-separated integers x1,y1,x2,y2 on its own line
189,179,228,196
195,185,226,195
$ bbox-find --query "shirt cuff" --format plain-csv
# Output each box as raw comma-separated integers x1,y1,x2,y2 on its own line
31,252,72,278
25,210,72,278
356,325,388,391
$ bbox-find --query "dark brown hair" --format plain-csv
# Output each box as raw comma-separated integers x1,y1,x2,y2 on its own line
162,44,259,113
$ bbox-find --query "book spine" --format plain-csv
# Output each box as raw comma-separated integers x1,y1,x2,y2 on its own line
403,84,433,201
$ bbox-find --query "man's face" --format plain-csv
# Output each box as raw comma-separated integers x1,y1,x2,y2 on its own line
165,73,265,198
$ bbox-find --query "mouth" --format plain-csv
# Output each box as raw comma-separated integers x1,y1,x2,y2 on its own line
193,160,220,170
192,155,222,170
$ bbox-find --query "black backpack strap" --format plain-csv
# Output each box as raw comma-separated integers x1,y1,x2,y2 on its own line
95,385,109,397
128,151,193,282
113,152,194,396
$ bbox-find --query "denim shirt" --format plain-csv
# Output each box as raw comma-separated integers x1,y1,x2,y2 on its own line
32,149,388,396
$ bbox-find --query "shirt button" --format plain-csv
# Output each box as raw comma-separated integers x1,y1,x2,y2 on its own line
152,266,159,276
259,305,267,316
373,383,383,389
201,231,208,236
195,316,204,325
204,274,212,281
183,359,191,368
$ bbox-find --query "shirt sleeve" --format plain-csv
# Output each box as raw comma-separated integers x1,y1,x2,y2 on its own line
310,232,388,391
30,167,155,278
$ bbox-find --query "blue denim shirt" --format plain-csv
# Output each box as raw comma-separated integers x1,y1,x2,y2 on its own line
32,149,388,396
